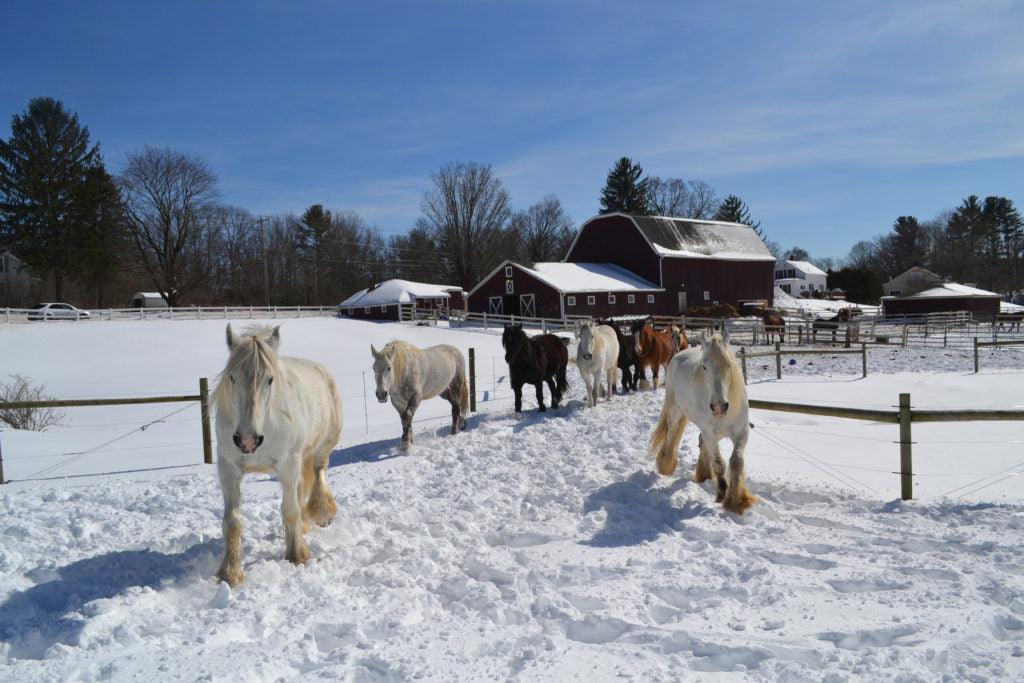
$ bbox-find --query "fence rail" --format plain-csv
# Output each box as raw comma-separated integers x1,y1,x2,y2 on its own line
0,378,213,484
1,305,337,324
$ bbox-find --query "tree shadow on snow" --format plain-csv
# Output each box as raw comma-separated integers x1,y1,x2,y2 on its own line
582,471,710,548
0,539,220,660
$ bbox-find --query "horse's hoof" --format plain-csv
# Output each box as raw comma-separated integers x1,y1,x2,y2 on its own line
287,545,311,565
538,406,547,412
216,566,245,587
722,491,758,515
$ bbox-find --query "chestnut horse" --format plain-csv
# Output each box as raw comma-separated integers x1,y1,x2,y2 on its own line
631,320,682,390
759,308,786,344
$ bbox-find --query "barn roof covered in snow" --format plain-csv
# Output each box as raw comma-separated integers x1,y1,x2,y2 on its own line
902,282,1001,299
339,280,462,308
624,214,776,261
468,261,662,297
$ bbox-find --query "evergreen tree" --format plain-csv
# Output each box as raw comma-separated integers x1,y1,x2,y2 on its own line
0,97,106,301
826,267,883,304
946,196,985,282
599,157,650,215
296,204,334,303
713,195,762,234
982,196,1023,293
890,215,927,274
75,166,125,307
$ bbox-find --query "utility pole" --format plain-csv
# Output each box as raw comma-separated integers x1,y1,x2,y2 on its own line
256,216,271,308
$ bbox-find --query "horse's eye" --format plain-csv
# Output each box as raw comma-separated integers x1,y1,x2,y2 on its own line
229,375,235,384
268,377,274,386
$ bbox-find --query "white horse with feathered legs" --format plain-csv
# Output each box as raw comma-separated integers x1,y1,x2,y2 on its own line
649,328,756,514
213,324,343,586
371,341,468,449
575,320,619,407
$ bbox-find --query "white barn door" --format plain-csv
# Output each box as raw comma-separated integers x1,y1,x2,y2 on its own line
519,294,536,318
489,296,504,314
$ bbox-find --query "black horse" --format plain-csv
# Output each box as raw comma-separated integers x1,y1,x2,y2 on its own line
599,319,641,393
502,324,570,412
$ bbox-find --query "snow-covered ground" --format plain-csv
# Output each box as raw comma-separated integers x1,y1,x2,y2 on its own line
773,287,879,316
1,318,1022,680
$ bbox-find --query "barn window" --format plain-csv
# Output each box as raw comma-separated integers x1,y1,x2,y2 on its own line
505,266,513,278
628,294,635,304
380,305,387,312
608,294,616,304
505,279,514,294
889,289,901,296
646,294,654,303
703,291,710,301
587,295,595,305
364,307,371,313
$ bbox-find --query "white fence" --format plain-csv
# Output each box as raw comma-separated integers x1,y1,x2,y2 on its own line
1,305,338,324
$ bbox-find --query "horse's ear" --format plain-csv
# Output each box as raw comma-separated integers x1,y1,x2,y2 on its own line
265,326,281,351
384,345,396,360
226,323,239,350
370,343,380,359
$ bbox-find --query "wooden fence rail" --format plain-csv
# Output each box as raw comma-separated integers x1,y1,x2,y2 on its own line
973,336,1024,373
738,343,868,382
747,393,1024,500
0,378,213,484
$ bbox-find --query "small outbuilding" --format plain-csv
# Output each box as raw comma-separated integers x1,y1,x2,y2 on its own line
466,260,663,319
774,260,827,297
881,282,1001,319
882,266,944,297
131,292,169,309
339,279,464,321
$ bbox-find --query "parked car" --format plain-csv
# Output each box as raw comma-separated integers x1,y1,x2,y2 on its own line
27,303,91,321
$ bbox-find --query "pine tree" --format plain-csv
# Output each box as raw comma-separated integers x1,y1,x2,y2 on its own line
946,196,985,282
982,196,1023,293
890,215,926,274
0,97,104,301
713,195,762,234
296,204,334,304
599,157,650,215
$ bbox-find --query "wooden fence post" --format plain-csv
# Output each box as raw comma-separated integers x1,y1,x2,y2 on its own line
901,325,908,347
468,348,477,412
361,372,369,433
483,312,488,330
899,392,913,500
740,346,748,384
199,377,213,465
861,342,867,378
0,434,6,485
775,342,782,380
974,337,979,373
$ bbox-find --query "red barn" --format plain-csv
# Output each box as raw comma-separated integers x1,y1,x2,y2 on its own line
565,213,775,313
339,279,464,321
467,260,663,319
881,283,1001,319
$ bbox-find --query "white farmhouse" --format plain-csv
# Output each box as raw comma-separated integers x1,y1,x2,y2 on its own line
774,259,827,296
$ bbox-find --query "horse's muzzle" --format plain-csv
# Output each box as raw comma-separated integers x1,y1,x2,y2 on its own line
376,391,388,403
583,353,593,361
233,432,264,454
710,403,729,419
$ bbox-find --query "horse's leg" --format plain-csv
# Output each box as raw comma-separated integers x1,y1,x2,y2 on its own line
535,381,547,412
606,366,615,401
513,380,524,413
403,394,420,446
652,362,660,391
639,361,651,391
722,430,757,514
305,456,337,528
215,460,246,586
441,387,459,434
694,432,714,484
709,441,728,503
278,461,311,565
545,376,558,408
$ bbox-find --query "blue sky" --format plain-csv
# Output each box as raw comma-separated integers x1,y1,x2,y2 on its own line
2,1,1022,259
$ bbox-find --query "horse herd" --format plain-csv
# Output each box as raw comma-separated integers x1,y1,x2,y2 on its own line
212,320,754,586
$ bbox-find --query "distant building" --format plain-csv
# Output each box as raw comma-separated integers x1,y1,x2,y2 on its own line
339,279,464,321
881,282,1001,318
131,292,169,308
467,260,662,319
774,259,827,297
882,266,944,298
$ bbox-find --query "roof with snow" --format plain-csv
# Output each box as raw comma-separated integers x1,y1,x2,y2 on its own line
625,214,776,262
906,283,1001,299
522,262,660,293
339,280,462,308
779,260,827,276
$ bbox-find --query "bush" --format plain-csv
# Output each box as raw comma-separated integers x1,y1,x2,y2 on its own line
686,304,739,318
0,375,65,431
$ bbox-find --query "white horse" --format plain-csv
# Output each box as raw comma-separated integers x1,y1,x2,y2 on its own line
649,328,756,514
371,341,468,448
575,320,620,407
213,324,343,586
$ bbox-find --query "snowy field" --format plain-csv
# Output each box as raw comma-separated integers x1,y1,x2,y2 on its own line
1,318,1023,680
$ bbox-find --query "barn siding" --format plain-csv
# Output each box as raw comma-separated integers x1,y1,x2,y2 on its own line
341,304,401,321
562,291,674,318
565,215,662,286
882,296,999,318
661,258,775,311
467,264,564,318
447,291,466,310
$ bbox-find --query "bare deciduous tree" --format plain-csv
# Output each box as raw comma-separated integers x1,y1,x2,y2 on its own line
120,147,219,306
417,162,511,289
511,194,575,264
648,177,719,219
0,374,64,431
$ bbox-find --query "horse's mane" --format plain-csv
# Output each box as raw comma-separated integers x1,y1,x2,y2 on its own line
705,332,746,407
213,325,282,412
382,340,418,378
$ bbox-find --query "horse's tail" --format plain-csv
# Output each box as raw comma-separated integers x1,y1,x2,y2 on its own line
557,356,569,395
649,388,687,475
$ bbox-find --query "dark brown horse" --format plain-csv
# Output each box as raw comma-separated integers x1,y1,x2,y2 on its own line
502,324,569,412
631,320,677,390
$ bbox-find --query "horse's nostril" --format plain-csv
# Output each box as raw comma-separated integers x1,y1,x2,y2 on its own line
722,403,729,412
255,435,264,448
232,433,242,447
